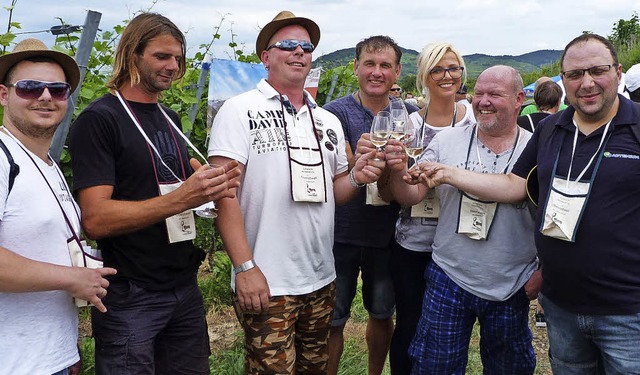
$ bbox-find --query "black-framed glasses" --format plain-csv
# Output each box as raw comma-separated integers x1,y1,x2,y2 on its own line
266,39,315,53
429,66,464,81
6,79,71,101
561,64,617,81
390,88,402,92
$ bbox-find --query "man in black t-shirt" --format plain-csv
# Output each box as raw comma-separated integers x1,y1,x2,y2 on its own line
69,13,240,374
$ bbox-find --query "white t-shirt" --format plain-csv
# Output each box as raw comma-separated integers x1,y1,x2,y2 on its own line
0,130,80,373
208,80,348,296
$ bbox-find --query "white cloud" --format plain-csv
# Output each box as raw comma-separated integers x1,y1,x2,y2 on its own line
5,0,638,60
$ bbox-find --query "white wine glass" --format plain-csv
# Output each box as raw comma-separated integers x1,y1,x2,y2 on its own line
193,164,221,219
402,123,424,173
390,99,409,142
370,111,391,154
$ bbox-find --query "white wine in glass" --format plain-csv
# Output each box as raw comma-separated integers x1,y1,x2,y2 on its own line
390,99,409,141
403,127,424,171
370,111,391,151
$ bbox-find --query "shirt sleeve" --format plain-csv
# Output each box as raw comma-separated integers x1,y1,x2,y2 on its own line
207,99,250,165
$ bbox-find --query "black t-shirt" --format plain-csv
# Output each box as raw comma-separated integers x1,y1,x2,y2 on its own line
69,94,204,291
517,112,550,132
512,97,640,315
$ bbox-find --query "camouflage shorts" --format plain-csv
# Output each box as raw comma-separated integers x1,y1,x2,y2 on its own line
233,282,336,374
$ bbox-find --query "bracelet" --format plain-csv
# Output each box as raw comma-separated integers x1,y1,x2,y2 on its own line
349,168,366,188
233,259,257,275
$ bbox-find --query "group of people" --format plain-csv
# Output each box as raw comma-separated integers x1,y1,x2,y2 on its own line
2,9,640,375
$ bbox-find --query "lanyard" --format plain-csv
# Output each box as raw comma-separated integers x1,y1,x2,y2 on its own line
565,118,612,188
464,125,520,174
115,91,207,183
419,102,458,148
1,127,80,237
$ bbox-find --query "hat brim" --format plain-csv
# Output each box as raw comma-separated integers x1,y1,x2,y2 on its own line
256,16,320,55
0,49,80,92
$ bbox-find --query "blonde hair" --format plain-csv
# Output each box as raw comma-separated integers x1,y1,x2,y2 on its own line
415,42,466,105
106,13,186,91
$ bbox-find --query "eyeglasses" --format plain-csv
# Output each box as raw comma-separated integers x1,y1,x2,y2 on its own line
6,80,71,101
429,66,464,81
266,39,315,53
561,64,617,81
390,88,402,92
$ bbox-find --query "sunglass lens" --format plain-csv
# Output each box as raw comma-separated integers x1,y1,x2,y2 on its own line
15,80,70,101
47,84,71,100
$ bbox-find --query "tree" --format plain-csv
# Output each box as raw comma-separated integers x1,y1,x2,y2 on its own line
609,12,640,50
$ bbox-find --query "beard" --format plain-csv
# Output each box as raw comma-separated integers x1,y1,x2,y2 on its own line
6,109,60,140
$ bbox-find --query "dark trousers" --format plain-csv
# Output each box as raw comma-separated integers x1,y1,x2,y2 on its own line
389,240,432,375
92,277,210,375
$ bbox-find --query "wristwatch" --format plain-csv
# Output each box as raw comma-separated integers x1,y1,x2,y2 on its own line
233,259,257,275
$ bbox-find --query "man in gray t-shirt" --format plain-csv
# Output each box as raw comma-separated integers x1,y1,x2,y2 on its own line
385,65,540,374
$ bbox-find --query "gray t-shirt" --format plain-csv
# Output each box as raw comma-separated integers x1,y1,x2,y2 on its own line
420,125,538,301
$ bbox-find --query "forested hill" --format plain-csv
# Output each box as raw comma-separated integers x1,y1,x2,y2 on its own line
313,48,562,78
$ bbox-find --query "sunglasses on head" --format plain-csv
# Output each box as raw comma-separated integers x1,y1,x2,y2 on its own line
6,79,71,101
266,39,315,53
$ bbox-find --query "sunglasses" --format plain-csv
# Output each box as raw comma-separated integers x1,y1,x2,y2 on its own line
390,88,402,92
6,79,71,101
266,39,315,53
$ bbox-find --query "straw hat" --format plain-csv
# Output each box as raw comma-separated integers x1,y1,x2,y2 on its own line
0,38,80,91
255,11,320,55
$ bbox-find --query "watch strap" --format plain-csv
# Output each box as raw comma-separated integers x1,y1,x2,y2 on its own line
233,259,257,274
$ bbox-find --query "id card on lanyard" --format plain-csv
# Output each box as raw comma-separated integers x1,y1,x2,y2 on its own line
115,91,196,243
411,104,457,217
456,125,520,240
541,119,612,242
279,91,328,203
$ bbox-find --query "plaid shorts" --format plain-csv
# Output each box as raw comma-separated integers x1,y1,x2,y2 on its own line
409,262,535,375
233,282,336,374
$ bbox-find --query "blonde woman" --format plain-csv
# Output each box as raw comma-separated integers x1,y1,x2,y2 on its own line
387,42,475,374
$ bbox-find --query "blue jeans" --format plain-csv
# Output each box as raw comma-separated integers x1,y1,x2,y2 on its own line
52,369,68,375
92,277,210,375
331,242,395,326
540,293,640,375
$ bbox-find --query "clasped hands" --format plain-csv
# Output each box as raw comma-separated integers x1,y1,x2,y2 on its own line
382,138,450,188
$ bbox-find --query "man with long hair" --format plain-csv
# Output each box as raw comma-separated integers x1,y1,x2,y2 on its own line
69,13,239,374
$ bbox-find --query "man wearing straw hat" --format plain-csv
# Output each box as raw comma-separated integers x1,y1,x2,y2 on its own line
69,13,240,374
208,10,384,374
0,38,116,374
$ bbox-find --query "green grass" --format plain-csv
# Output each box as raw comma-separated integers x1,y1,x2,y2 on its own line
79,260,548,374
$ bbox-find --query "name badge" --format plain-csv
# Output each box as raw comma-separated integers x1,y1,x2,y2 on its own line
411,188,440,218
541,177,589,242
158,182,197,243
366,183,390,206
457,192,498,240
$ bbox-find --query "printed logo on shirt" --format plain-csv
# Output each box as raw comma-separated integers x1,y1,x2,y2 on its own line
248,109,287,154
326,129,338,146
603,151,640,160
324,141,334,152
316,129,324,142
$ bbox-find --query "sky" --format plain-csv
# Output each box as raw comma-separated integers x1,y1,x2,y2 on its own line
5,0,639,61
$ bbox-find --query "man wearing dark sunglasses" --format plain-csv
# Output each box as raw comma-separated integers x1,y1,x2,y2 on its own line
69,13,240,374
208,10,384,374
0,38,116,375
